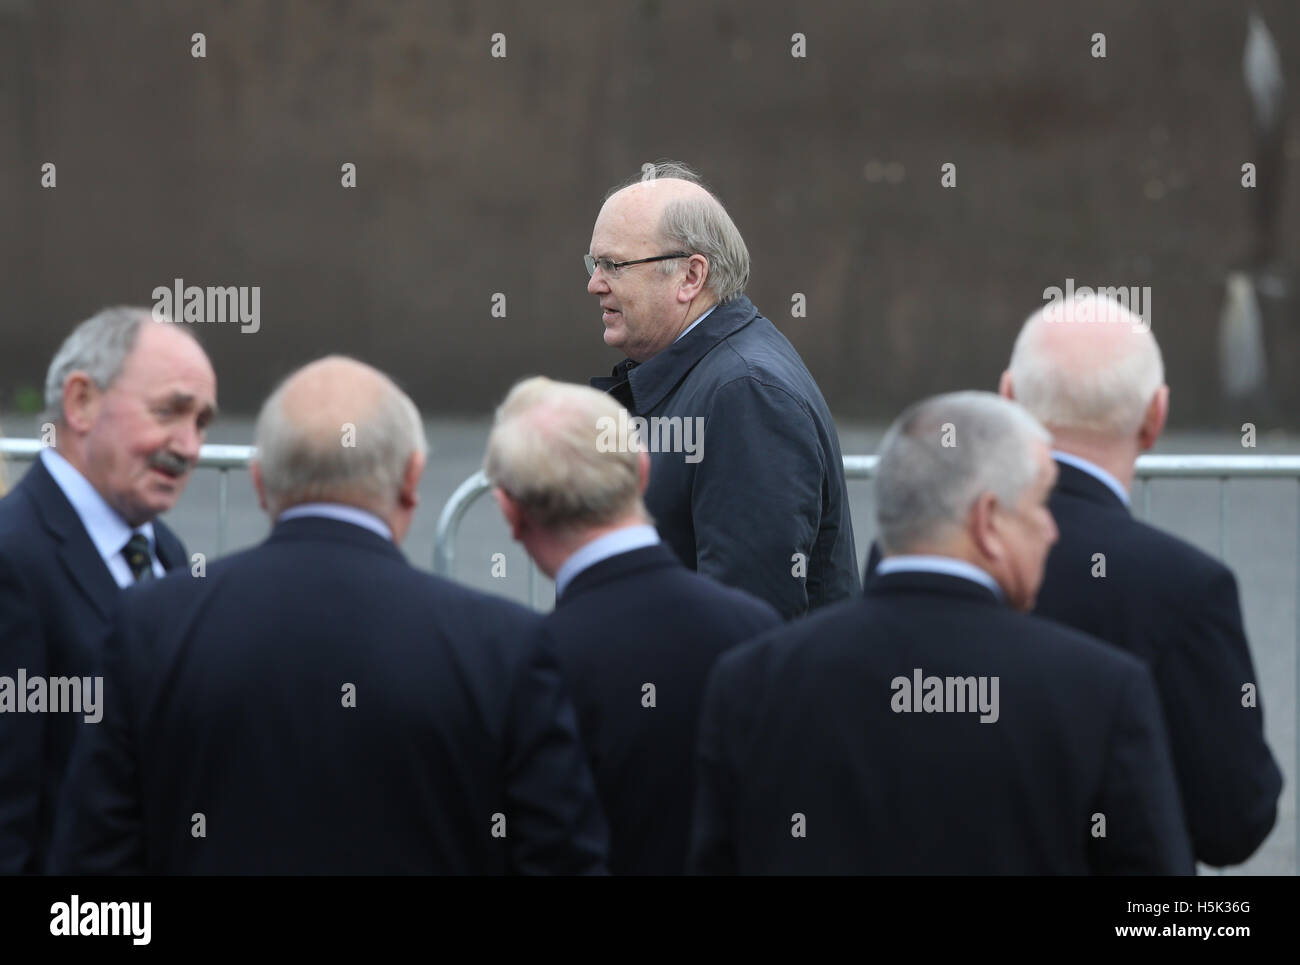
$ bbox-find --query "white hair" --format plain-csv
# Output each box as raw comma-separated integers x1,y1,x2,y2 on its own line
1008,293,1164,436
44,307,192,423
254,359,427,516
610,161,751,303
484,376,646,533
875,391,1050,554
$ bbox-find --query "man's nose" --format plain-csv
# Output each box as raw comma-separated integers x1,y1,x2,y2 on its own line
172,420,203,462
587,269,608,294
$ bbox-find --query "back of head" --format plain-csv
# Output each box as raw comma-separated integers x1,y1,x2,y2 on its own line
875,391,1050,554
254,356,426,518
1007,293,1164,437
607,161,751,304
484,376,645,534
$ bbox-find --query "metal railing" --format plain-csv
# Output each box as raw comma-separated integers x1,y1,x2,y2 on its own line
0,440,257,555
6,438,1299,871
436,453,1300,875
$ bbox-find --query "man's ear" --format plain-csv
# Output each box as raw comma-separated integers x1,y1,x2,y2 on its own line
250,461,269,514
968,491,1004,563
677,254,710,304
399,451,425,511
493,486,526,542
61,372,100,434
997,370,1015,401
637,448,650,495
1137,385,1169,452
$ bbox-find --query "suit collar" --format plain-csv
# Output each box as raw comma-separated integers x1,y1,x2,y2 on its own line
18,455,119,620
866,568,1003,607
268,514,406,562
590,295,760,414
1052,458,1130,514
556,542,681,604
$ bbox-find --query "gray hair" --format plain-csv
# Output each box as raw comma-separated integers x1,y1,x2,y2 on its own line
43,307,174,423
609,160,751,304
254,358,428,516
1008,293,1164,436
875,391,1050,554
484,376,646,533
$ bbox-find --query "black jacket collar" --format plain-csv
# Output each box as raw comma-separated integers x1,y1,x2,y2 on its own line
589,295,760,415
268,514,407,563
865,568,1003,607
1052,458,1130,514
19,456,120,620
556,543,681,605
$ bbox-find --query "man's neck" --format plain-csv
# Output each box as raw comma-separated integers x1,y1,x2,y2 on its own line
529,514,649,580
1047,430,1140,493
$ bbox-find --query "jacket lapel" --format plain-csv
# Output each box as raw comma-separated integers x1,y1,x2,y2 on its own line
22,458,119,621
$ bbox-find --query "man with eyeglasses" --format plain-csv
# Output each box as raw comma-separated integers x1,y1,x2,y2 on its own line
584,161,857,618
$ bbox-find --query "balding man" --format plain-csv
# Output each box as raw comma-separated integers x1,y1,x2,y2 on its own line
691,392,1192,874
585,161,857,618
49,357,607,874
485,377,780,874
1000,293,1283,868
0,307,216,874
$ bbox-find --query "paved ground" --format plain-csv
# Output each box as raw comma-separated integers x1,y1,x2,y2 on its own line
3,416,1296,874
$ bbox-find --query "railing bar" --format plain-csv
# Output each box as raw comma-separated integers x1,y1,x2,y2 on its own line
216,469,229,557
1219,477,1229,561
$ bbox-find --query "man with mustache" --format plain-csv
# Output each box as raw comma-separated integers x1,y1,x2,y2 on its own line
0,306,216,873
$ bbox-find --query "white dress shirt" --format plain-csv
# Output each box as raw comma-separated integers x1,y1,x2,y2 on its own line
1051,450,1131,507
875,553,1004,602
40,448,165,588
278,502,394,542
555,524,660,598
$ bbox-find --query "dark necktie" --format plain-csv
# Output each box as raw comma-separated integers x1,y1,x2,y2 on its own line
122,531,155,583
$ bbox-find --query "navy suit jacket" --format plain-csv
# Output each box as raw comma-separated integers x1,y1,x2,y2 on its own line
591,295,858,618
0,456,186,874
48,516,608,875
1033,460,1283,866
691,570,1194,874
540,543,780,874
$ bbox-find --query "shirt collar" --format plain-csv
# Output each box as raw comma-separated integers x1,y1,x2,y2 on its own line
619,295,759,414
875,554,1005,602
40,448,155,563
278,502,394,542
555,524,660,598
1051,450,1130,507
672,304,716,345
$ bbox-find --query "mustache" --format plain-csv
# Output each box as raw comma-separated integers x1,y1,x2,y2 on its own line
149,450,194,477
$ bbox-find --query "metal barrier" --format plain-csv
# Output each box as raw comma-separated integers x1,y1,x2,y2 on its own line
0,440,257,555
6,437,1299,870
439,453,1300,874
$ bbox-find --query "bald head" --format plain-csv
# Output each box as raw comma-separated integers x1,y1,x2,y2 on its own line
1004,294,1165,438
484,376,647,535
586,162,751,361
253,356,427,523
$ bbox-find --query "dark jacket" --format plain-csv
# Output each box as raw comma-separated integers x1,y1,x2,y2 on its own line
0,457,187,874
48,516,608,874
592,295,858,618
540,543,780,874
691,570,1194,875
1033,459,1283,867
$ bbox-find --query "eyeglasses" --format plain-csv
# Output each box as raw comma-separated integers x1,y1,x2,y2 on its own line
584,252,691,277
